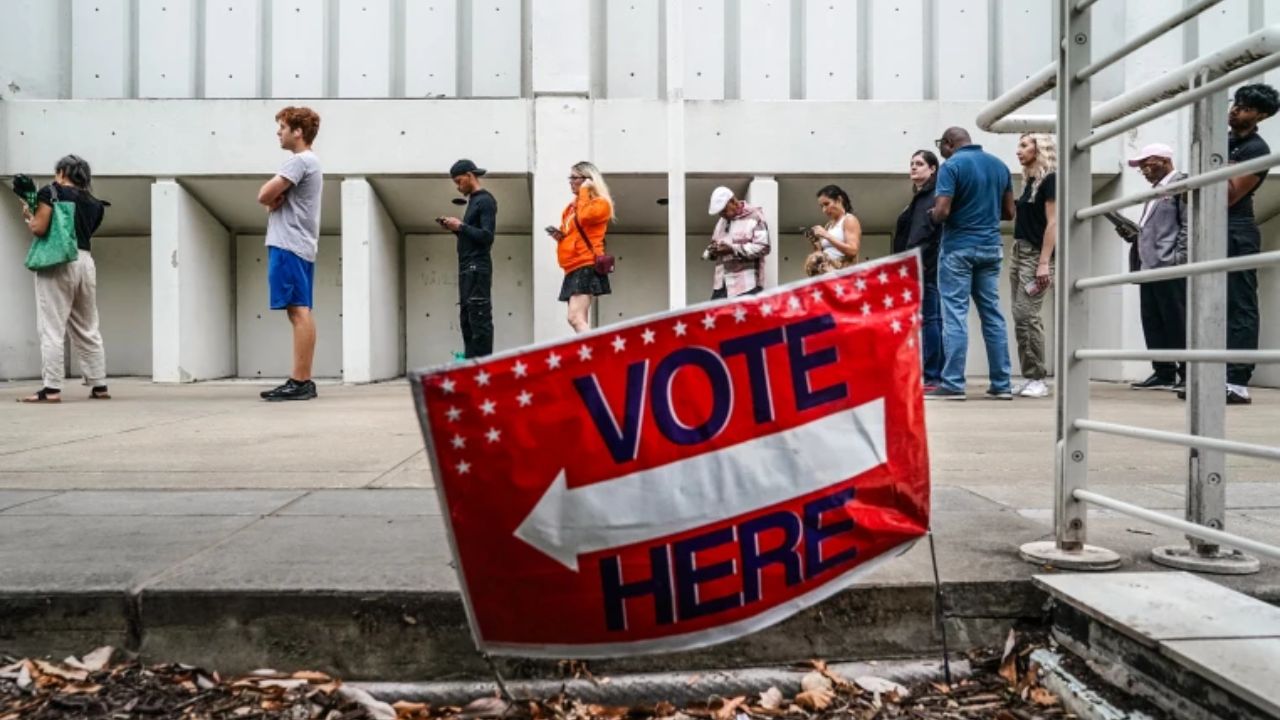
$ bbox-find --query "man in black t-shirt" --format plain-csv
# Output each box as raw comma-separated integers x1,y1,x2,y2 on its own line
1222,84,1278,404
439,159,498,358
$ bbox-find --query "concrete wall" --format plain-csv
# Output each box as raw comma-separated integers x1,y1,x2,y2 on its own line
404,234,533,368
236,235,344,379
85,236,152,377
0,210,39,380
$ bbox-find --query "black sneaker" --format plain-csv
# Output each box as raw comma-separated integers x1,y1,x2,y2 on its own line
924,387,966,401
1170,379,1185,392
262,378,317,401
1131,373,1176,390
1227,388,1252,405
985,388,1014,401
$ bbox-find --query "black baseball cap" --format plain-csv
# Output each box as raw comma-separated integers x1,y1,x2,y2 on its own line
449,159,487,178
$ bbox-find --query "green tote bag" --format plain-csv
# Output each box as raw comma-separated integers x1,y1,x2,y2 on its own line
24,184,80,271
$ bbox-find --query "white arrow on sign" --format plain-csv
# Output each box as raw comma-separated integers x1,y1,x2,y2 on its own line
514,398,888,571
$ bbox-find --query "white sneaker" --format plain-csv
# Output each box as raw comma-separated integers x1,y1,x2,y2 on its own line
1020,379,1050,398
1011,381,1029,396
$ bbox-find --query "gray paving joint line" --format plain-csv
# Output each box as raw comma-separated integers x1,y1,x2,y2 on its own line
0,408,238,458
363,450,427,488
0,491,66,513
124,514,278,600
264,490,317,517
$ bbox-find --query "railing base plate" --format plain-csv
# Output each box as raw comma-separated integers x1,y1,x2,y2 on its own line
1150,545,1260,575
1019,541,1122,571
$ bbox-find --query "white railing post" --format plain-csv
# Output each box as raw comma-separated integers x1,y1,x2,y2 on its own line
1019,0,1121,571
1150,74,1261,574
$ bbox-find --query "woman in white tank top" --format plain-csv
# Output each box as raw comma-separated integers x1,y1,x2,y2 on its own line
804,184,862,276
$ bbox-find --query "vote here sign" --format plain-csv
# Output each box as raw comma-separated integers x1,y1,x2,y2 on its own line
410,253,930,657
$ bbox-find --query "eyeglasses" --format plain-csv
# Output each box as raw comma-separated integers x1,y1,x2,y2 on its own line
568,175,587,181
933,138,945,149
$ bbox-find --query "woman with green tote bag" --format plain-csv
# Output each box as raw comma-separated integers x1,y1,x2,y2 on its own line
15,155,111,404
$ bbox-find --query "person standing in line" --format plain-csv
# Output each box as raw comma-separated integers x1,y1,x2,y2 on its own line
1219,83,1278,405
703,186,771,298
15,155,111,404
1009,133,1058,399
804,185,860,276
892,150,944,390
438,159,497,358
546,161,613,333
256,106,323,401
1125,144,1189,392
926,126,1015,401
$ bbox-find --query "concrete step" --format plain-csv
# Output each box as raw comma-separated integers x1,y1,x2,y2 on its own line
1036,571,1280,720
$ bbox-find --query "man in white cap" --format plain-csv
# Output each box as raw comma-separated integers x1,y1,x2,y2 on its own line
1127,143,1189,391
702,186,771,299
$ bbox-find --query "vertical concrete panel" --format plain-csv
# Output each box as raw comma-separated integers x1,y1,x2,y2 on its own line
72,0,132,99
404,234,533,368
605,0,660,98
1087,0,1124,101
684,0,725,100
338,0,393,98
271,0,327,97
869,0,924,100
998,0,1052,94
1256,219,1279,388
151,183,181,381
341,179,403,383
746,176,779,289
1197,0,1249,57
936,0,988,101
0,0,69,99
0,211,40,379
471,0,522,97
686,234,716,304
738,0,790,100
597,235,669,324
177,191,235,380
236,235,343,378
138,0,197,98
85,237,153,377
532,97,590,342
531,0,590,94
1264,1,1280,91
405,0,458,97
803,0,858,100
205,0,261,98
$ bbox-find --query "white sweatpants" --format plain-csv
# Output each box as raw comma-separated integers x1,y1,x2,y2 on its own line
34,250,107,390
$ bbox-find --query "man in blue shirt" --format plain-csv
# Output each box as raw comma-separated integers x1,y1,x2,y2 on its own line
926,127,1015,401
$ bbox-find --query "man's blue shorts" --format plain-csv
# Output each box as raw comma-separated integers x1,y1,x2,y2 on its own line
268,246,315,309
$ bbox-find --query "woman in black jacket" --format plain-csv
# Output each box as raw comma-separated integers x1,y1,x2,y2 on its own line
892,150,943,389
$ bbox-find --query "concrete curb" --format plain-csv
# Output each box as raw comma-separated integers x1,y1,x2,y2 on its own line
356,658,970,706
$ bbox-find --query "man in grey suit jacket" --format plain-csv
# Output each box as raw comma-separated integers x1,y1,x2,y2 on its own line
1128,143,1188,391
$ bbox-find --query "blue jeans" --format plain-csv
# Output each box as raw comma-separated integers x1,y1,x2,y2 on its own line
921,281,943,385
938,245,1012,393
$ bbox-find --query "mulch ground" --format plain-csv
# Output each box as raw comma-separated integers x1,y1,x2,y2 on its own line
2,634,1083,719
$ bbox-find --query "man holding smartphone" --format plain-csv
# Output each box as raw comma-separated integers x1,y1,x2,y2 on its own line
439,159,497,358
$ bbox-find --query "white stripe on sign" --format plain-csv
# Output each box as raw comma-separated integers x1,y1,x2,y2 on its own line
514,398,888,571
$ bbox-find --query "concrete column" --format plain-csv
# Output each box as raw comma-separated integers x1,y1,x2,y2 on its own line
151,180,235,383
341,178,404,383
530,0,590,94
0,209,39,380
746,177,780,289
665,0,688,309
532,97,591,343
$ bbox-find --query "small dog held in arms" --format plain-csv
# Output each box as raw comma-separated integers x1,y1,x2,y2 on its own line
803,226,856,277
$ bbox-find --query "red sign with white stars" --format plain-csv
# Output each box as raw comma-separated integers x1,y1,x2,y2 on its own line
410,253,930,657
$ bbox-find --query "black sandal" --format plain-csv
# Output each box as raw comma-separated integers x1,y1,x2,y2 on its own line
19,388,61,404
90,386,111,400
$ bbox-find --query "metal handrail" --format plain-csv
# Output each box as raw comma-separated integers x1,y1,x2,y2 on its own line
1076,251,1280,290
1075,349,1280,363
1079,153,1280,219
981,0,1280,572
1075,419,1280,462
1074,490,1280,561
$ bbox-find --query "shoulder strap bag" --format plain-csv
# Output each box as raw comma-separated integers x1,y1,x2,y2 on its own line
573,213,615,276
25,184,81,272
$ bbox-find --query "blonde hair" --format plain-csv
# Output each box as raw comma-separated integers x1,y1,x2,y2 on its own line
572,161,617,220
1020,133,1058,196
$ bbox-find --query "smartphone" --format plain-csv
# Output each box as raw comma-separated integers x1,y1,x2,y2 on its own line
545,225,560,235
434,216,447,225
1025,278,1047,297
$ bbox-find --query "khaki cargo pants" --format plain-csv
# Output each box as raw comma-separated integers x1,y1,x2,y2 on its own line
35,250,107,390
1009,239,1053,381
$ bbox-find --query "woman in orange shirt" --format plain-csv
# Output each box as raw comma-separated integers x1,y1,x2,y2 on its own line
545,161,614,333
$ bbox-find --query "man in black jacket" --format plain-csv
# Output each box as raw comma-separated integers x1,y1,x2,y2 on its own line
440,159,497,358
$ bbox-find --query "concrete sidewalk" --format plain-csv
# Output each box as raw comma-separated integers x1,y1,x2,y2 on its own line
1,379,1278,679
